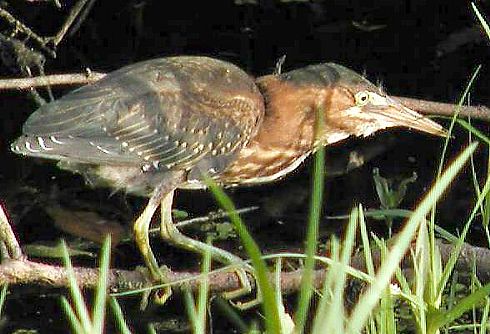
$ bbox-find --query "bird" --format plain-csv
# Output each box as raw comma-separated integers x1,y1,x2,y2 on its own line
11,56,446,296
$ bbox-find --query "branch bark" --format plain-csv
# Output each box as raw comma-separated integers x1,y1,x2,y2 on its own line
0,203,488,296
0,72,105,90
395,96,490,122
0,72,489,121
0,240,488,297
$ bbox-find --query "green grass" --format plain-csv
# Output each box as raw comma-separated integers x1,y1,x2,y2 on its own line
198,137,485,334
61,236,132,334
294,106,326,334
207,178,282,333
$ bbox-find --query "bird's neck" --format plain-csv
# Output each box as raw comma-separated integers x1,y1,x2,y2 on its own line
221,75,346,185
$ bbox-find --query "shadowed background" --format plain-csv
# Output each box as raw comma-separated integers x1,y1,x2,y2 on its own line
0,0,489,332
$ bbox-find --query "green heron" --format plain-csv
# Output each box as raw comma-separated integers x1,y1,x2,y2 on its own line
11,56,445,296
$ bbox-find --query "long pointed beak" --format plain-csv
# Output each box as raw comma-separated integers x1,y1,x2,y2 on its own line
380,97,447,137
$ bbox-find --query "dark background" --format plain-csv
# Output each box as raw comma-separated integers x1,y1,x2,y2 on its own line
0,0,489,332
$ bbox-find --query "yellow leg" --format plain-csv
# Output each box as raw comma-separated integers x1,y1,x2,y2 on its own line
133,192,162,280
160,191,250,264
160,192,256,305
133,176,184,305
133,172,259,308
133,189,172,307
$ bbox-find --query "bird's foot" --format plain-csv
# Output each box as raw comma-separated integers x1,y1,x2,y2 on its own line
152,265,173,305
135,265,173,310
222,265,262,310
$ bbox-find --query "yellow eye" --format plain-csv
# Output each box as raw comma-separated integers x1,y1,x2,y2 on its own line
355,91,370,106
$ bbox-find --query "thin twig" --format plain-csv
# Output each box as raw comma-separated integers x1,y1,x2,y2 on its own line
176,206,259,229
51,0,91,46
148,206,259,237
25,0,61,6
0,72,106,90
66,0,98,41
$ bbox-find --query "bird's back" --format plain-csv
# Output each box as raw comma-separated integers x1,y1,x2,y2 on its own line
12,56,265,194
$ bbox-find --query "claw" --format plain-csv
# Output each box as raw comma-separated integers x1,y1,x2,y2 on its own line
222,265,262,310
153,285,173,305
134,265,173,310
152,265,173,305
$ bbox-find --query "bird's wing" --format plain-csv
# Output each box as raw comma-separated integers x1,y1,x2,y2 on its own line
12,57,265,174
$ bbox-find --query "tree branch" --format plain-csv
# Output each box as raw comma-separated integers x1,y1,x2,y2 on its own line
395,96,490,122
0,72,105,90
0,240,487,297
0,71,488,122
0,202,488,296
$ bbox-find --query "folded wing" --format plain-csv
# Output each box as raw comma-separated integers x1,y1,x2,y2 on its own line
12,56,265,177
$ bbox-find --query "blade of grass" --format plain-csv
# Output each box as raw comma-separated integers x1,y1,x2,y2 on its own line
480,296,490,334
471,3,490,246
295,107,326,334
184,288,198,331
274,258,283,315
213,298,249,333
206,179,280,334
332,208,358,320
311,237,340,334
61,296,86,334
466,116,490,247
92,235,111,333
454,118,490,145
348,142,478,333
109,297,133,334
195,238,212,334
378,287,396,333
430,66,481,304
61,240,92,333
319,207,358,332
436,169,490,297
435,67,481,177
413,219,431,332
429,282,490,331
472,2,490,39
274,259,295,334
0,284,8,319
358,205,375,277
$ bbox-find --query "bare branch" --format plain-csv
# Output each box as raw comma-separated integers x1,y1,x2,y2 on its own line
0,204,22,260
0,70,488,123
395,96,490,122
0,240,488,298
0,72,106,90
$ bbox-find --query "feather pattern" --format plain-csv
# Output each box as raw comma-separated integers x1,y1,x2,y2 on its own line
12,56,265,182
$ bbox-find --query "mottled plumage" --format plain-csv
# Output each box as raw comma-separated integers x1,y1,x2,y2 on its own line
12,56,264,195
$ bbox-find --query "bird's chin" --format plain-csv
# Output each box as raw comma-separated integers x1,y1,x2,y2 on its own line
357,124,388,138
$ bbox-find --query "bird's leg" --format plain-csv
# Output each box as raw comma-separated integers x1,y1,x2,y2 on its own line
133,187,164,280
133,179,181,305
160,190,246,263
159,191,257,307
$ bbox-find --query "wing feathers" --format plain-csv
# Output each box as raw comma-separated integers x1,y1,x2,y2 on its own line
13,56,265,178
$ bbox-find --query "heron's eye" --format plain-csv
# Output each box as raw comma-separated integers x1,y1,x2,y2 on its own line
354,91,370,106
